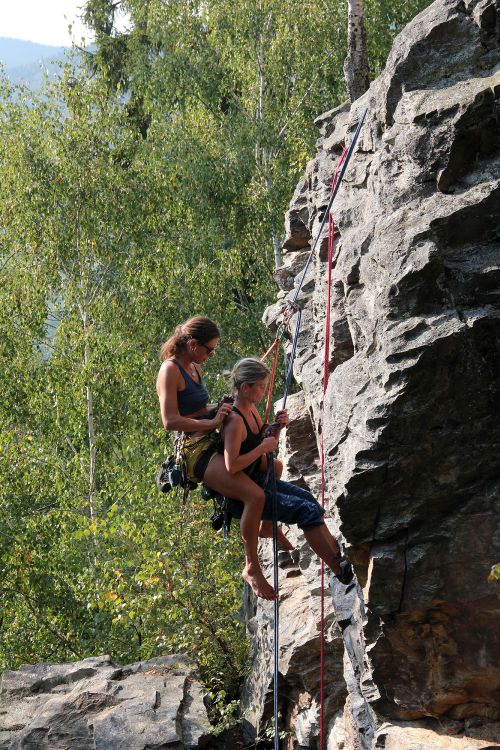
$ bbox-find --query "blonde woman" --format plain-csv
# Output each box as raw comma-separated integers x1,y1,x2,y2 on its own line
220,357,353,586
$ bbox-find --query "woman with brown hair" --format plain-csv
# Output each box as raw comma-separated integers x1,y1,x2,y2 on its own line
156,316,279,600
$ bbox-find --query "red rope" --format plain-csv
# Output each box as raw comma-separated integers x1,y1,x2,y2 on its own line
319,148,347,750
261,339,279,362
261,338,280,424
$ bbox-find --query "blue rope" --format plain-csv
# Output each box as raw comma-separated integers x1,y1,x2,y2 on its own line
289,108,367,309
281,307,302,410
264,295,301,750
277,111,367,410
267,452,280,750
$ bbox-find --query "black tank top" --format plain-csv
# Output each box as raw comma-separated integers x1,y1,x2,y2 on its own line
218,406,262,477
233,407,262,455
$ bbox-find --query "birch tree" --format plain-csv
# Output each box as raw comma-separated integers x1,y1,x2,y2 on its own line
344,0,370,102
82,0,347,274
0,71,250,697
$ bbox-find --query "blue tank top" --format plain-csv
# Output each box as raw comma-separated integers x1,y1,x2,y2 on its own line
170,359,209,416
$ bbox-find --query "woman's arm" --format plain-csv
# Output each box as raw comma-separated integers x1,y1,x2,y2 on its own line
223,413,277,475
157,362,230,432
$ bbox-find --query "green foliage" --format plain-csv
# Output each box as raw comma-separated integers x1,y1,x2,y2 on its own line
0,72,248,700
488,564,500,583
0,0,434,717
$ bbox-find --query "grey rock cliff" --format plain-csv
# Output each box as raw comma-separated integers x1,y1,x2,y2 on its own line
0,655,212,749
245,0,500,748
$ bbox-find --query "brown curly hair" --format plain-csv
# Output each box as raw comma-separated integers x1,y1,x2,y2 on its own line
160,316,220,360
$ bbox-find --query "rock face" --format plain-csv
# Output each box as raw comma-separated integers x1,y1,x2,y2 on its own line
0,654,212,749
245,0,500,748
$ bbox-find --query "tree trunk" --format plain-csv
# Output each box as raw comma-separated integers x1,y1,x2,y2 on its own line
75,209,97,527
83,298,97,526
257,29,283,269
343,0,370,103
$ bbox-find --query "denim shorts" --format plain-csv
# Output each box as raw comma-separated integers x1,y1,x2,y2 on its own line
227,478,325,530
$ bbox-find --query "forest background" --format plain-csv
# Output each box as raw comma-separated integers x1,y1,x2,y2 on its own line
0,0,431,724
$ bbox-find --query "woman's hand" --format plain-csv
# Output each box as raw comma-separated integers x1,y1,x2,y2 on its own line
261,435,278,454
275,409,289,427
212,401,233,427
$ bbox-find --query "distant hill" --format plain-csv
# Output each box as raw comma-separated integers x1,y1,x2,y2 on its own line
0,37,68,90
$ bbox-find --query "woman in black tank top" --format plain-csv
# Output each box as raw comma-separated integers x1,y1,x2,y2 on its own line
222,357,353,587
216,406,263,479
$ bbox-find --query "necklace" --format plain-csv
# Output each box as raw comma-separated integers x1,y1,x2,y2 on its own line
189,362,200,381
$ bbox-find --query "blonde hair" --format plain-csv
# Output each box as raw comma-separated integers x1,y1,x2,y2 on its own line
160,316,220,360
229,357,270,394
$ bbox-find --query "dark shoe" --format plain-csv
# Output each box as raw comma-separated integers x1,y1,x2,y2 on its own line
335,557,354,586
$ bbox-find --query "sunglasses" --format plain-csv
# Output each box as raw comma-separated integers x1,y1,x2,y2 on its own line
199,342,217,356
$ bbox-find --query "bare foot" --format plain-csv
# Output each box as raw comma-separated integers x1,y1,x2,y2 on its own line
259,522,294,550
242,563,276,600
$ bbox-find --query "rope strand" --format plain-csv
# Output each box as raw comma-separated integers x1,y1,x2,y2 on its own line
319,148,347,750
269,455,280,750
289,108,367,309
262,111,366,750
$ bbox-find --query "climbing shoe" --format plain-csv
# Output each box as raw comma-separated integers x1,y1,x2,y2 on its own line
335,557,354,586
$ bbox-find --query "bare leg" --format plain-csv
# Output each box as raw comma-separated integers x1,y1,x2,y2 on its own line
303,524,343,575
259,456,283,478
203,455,276,600
259,521,294,550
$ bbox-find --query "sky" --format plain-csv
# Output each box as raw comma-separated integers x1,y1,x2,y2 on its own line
0,1,93,47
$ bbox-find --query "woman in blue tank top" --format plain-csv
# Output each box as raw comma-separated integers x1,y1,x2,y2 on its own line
156,316,280,601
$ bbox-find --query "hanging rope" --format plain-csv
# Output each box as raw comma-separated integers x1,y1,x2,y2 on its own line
288,108,367,310
261,110,366,750
319,147,347,750
272,109,368,409
265,452,280,750
263,109,367,423
261,338,281,425
281,307,302,410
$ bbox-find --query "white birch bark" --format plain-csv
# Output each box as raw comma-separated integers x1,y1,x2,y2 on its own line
257,15,283,269
343,0,370,103
82,298,97,526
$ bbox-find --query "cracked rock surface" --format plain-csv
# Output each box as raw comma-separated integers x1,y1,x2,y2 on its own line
245,0,500,748
0,655,211,749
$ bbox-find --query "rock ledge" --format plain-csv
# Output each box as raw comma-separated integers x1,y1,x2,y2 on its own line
0,654,212,749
